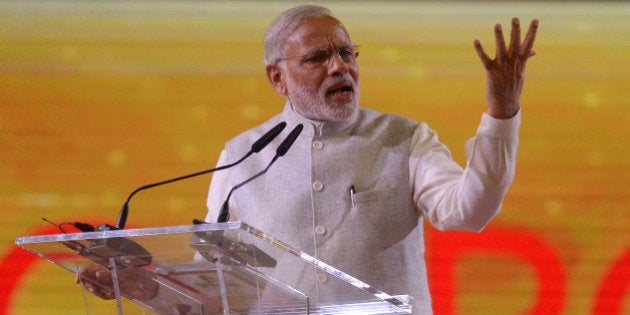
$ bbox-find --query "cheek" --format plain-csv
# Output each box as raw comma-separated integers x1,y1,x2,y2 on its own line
350,65,360,82
292,70,327,90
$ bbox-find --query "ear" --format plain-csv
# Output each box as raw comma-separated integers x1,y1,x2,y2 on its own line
266,64,287,96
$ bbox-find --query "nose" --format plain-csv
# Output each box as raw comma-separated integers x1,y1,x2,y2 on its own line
327,50,350,75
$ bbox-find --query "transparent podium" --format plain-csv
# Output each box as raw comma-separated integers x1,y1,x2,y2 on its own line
15,221,412,314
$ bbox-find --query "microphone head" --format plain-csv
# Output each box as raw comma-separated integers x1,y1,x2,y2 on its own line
251,121,287,153
216,201,230,223
277,124,303,157
215,124,302,224
116,203,129,229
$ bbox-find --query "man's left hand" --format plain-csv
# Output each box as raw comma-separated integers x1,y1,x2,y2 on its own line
475,17,539,119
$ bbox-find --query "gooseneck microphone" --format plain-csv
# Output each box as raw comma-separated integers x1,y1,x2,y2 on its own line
113,121,287,230
216,123,303,223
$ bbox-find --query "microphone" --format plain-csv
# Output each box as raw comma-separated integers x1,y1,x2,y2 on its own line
217,123,303,223
113,121,287,230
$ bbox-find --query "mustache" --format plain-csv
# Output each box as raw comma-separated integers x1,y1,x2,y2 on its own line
322,74,355,91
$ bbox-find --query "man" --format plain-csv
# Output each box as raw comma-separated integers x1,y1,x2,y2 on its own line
80,5,538,314
204,5,538,314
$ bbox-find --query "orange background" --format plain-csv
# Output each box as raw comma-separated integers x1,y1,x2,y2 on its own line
1,1,628,314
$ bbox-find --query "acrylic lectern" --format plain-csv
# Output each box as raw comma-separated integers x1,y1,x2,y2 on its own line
15,221,412,314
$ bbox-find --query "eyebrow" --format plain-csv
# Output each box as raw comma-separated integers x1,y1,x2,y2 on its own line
303,43,353,54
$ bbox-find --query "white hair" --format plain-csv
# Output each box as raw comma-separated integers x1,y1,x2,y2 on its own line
263,5,334,66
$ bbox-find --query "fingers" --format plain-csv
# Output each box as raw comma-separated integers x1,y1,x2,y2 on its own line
77,265,116,300
494,23,508,63
509,17,521,57
521,19,539,58
474,39,491,69
528,50,536,58
81,278,116,300
78,266,159,301
475,18,539,66
475,17,538,118
96,268,113,283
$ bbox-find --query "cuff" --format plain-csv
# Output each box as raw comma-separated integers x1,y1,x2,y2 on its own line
477,110,521,137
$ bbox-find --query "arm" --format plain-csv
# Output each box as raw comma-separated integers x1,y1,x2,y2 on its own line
412,17,537,231
410,113,519,232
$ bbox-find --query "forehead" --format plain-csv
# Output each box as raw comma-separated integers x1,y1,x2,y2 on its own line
285,16,352,51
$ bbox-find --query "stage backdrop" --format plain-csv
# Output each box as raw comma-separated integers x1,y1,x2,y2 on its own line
1,1,628,314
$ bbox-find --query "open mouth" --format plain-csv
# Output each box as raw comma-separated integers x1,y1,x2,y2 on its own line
326,82,354,97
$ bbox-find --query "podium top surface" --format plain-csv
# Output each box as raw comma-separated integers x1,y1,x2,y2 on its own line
15,221,412,314
16,221,243,245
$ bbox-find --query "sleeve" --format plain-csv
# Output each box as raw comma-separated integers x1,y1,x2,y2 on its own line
204,149,238,223
409,111,520,232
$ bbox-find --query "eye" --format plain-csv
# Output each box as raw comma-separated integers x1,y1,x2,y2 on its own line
303,49,331,64
338,48,357,62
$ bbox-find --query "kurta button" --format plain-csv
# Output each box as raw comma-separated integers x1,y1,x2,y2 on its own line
314,225,326,235
316,273,329,283
312,181,324,191
312,141,323,149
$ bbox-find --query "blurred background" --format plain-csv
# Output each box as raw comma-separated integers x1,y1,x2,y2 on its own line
1,1,628,314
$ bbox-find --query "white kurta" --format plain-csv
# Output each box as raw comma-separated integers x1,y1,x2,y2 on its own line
205,101,519,314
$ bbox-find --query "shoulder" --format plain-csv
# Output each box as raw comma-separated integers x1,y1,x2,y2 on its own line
357,107,421,136
225,114,285,153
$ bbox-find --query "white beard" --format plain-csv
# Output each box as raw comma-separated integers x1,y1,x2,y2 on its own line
285,73,359,122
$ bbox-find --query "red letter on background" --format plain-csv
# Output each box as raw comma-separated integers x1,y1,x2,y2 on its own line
427,227,566,314
593,247,630,314
0,220,108,314
0,226,62,315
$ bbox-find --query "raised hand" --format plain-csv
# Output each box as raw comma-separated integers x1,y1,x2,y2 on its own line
474,17,539,119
